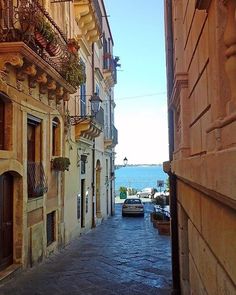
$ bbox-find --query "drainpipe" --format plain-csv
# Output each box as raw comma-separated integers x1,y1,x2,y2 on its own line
165,0,180,293
109,93,113,215
91,43,96,228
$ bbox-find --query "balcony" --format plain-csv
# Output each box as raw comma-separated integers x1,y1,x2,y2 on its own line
74,0,103,45
70,104,104,141
27,162,48,198
0,0,86,100
104,124,118,149
103,54,119,87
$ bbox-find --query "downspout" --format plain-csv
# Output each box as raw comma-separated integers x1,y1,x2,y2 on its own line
165,0,180,294
91,43,96,228
109,94,113,215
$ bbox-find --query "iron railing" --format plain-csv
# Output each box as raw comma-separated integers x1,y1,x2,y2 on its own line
103,55,118,84
112,125,118,145
94,106,104,127
91,0,103,33
27,161,48,198
104,124,118,146
0,0,85,86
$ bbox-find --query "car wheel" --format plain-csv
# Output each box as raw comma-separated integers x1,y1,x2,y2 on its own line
122,213,126,217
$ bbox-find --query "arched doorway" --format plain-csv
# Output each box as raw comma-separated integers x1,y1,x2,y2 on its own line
95,160,101,218
0,172,13,270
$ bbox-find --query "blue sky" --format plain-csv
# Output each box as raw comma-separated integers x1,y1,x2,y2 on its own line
104,0,169,165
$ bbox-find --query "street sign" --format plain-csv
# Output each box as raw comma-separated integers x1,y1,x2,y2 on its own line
157,180,164,187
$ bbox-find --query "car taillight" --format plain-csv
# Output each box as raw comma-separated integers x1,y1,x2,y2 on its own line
123,205,128,208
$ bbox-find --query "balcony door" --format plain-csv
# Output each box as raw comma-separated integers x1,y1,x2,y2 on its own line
27,116,47,198
0,173,13,270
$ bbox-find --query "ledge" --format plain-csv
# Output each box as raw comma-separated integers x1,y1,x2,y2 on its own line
0,42,76,94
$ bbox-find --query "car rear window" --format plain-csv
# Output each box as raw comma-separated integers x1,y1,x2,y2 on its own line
124,199,142,204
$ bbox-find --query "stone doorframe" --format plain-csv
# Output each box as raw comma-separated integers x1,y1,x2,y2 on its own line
0,165,23,269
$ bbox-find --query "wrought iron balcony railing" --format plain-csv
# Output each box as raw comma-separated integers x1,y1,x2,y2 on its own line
27,161,48,198
104,124,118,146
91,0,103,33
112,125,118,146
0,0,85,88
93,107,104,127
103,54,119,84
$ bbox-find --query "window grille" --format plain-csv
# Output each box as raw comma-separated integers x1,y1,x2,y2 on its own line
47,211,55,246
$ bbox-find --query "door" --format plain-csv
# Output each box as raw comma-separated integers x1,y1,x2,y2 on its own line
0,173,13,270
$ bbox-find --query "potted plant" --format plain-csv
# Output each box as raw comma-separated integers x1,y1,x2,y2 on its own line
67,38,80,54
34,16,56,51
151,206,170,235
63,57,86,88
52,157,70,171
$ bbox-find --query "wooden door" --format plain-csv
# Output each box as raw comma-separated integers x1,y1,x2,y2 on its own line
0,173,13,270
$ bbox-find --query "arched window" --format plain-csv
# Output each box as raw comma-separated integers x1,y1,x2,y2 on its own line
52,117,61,156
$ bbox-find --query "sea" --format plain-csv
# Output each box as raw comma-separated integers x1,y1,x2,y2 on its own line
115,165,168,195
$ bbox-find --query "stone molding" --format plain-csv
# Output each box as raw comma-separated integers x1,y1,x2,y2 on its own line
169,73,188,109
0,42,74,103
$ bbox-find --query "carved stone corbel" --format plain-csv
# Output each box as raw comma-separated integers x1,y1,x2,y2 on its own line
23,64,37,77
222,0,236,113
63,92,70,101
56,86,64,99
0,53,24,71
47,79,56,90
17,63,37,82
48,91,56,100
36,72,47,84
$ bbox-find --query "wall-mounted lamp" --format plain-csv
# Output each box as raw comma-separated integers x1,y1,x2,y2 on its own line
90,92,102,116
123,157,128,167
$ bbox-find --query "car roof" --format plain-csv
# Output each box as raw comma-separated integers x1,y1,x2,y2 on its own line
124,198,142,203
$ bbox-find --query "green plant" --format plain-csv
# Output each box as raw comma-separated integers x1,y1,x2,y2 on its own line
35,16,55,43
63,57,86,88
119,186,127,193
152,211,170,221
52,157,70,171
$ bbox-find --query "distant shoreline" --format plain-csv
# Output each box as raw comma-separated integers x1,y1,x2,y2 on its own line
115,163,162,169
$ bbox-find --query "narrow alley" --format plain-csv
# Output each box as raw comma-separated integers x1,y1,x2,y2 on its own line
0,203,172,295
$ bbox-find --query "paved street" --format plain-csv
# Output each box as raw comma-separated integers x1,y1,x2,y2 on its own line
0,203,172,295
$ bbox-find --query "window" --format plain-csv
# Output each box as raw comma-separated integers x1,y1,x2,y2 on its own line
52,117,61,156
0,93,13,151
27,115,47,198
81,155,87,174
80,60,86,116
47,211,55,246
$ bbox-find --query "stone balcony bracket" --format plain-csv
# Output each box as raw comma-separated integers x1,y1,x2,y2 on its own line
74,118,102,141
74,0,101,45
104,139,113,149
0,43,75,103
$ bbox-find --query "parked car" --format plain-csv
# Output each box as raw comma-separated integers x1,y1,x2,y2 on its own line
136,187,154,198
122,197,144,217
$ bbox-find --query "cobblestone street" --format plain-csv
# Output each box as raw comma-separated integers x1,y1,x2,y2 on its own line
0,203,172,295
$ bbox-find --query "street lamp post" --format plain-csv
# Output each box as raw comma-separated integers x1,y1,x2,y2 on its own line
123,157,128,167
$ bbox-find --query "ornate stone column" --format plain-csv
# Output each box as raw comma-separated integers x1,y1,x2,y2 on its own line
223,0,236,113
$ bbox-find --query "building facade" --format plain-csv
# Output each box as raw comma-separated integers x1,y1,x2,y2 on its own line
0,0,118,275
164,0,236,294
